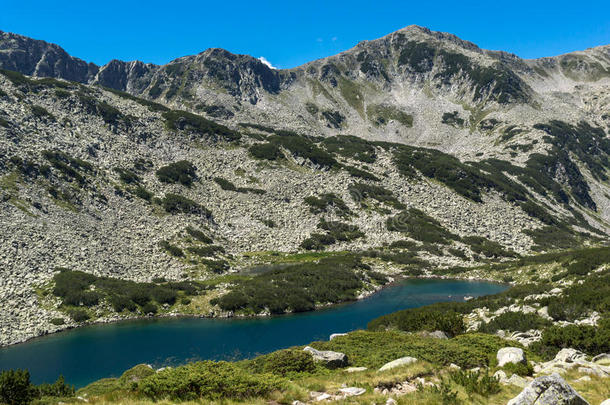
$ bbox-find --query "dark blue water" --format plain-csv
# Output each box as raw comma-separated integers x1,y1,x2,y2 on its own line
0,279,506,387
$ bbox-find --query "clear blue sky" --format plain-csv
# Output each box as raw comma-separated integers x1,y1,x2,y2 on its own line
1,0,609,69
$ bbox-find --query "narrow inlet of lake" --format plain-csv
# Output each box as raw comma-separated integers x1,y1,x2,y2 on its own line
0,278,507,387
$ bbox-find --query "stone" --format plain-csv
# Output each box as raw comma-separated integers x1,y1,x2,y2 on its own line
554,348,586,363
507,373,589,405
428,330,449,339
378,356,418,372
303,346,348,369
592,353,610,364
346,367,368,373
494,370,508,382
600,400,610,405
506,374,529,388
329,333,347,340
386,399,397,405
449,363,461,370
497,347,527,367
314,393,331,401
339,387,366,396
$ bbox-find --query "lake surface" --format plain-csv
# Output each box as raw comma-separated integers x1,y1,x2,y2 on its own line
0,278,506,388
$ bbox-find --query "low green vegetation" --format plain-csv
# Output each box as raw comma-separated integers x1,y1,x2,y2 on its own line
348,182,405,209
478,312,552,333
158,193,211,217
162,110,241,142
155,160,197,186
51,268,206,319
300,220,365,250
42,150,94,187
386,208,458,244
0,370,74,405
303,193,352,217
212,254,381,314
368,305,465,336
138,361,284,401
441,111,464,127
213,177,265,194
366,104,413,127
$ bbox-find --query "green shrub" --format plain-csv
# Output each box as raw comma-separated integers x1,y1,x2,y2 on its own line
67,308,90,322
368,306,465,336
214,255,367,314
37,375,74,398
156,161,197,186
321,135,377,163
187,245,225,257
138,361,284,400
540,320,610,355
132,186,153,201
160,193,210,217
304,193,352,217
213,177,237,191
478,312,551,333
162,110,241,142
141,302,158,314
386,208,458,245
245,349,316,377
185,226,212,243
349,182,405,209
267,134,337,168
449,369,500,397
159,241,184,257
0,369,36,405
501,361,533,377
50,318,65,326
31,105,55,121
311,331,507,369
249,143,282,160
118,365,156,385
114,167,140,184
463,236,517,258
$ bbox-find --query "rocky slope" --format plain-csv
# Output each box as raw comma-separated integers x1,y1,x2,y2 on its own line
0,26,609,346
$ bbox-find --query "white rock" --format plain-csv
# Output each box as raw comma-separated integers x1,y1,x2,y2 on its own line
339,387,366,396
497,347,526,367
379,356,418,372
329,332,347,340
507,373,589,405
345,366,368,373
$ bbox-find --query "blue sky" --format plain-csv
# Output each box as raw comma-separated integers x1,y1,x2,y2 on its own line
1,0,609,69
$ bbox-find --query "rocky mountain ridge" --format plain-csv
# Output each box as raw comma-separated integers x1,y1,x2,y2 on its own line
0,26,609,346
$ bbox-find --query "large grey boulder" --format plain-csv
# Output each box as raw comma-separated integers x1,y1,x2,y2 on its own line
554,348,587,363
507,373,589,405
303,346,348,369
599,399,610,405
378,356,418,372
497,347,527,367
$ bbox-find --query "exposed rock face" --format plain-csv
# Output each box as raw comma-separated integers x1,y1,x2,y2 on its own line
303,346,348,369
0,31,97,82
497,347,527,367
534,348,610,377
378,356,418,372
507,373,589,405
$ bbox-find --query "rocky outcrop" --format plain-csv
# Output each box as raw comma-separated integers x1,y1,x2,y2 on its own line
378,357,418,372
303,346,348,369
507,373,589,405
533,349,610,377
497,347,527,367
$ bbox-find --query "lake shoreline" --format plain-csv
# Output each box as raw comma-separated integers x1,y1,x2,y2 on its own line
1,274,508,349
